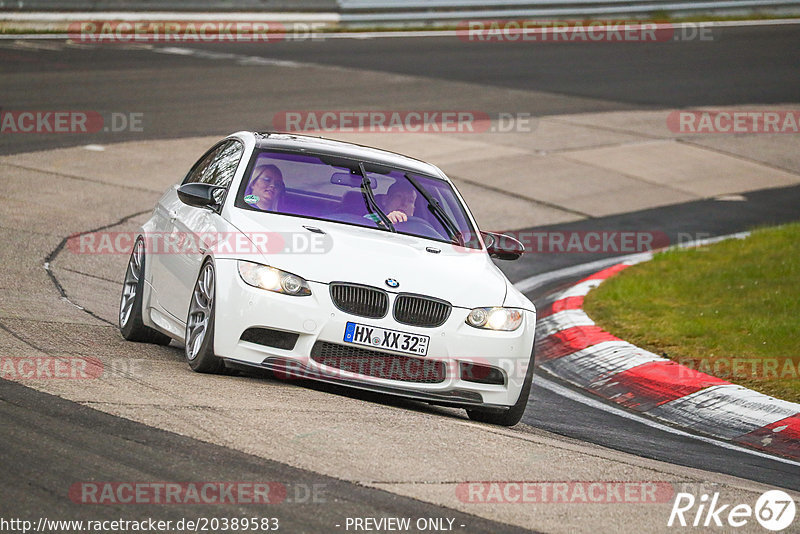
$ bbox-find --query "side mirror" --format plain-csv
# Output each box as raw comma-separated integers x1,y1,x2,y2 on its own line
482,231,524,261
177,183,224,208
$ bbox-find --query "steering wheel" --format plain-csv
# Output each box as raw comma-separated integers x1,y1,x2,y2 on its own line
395,216,442,238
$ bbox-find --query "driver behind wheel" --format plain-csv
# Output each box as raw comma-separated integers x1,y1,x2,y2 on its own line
245,164,285,211
382,181,417,224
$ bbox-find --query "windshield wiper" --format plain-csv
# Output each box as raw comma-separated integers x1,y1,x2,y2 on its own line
359,162,395,233
404,173,463,245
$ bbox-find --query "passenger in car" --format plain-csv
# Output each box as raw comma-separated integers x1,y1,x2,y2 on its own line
246,164,285,211
382,181,417,224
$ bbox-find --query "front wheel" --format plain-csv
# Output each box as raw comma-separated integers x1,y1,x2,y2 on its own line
185,259,225,374
466,347,535,427
119,238,172,346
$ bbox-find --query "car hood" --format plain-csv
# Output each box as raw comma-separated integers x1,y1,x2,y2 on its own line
226,210,509,308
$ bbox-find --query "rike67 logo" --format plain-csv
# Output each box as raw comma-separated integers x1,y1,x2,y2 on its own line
668,490,796,531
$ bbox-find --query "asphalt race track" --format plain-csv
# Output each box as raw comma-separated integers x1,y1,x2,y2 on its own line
1,24,799,155
1,22,799,532
0,378,534,533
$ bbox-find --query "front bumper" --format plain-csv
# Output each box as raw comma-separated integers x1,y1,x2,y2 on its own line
213,259,536,408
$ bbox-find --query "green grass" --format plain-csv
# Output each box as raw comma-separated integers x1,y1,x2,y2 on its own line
583,223,800,403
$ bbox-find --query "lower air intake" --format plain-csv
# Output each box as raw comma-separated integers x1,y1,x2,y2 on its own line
310,341,446,383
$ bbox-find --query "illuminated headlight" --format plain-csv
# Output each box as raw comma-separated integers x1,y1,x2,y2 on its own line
466,307,523,331
237,261,311,296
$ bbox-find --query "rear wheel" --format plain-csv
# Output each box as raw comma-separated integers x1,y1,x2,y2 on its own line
185,259,225,374
119,238,172,345
466,346,535,427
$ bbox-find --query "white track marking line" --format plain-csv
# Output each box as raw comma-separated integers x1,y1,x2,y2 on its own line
535,372,800,468
515,253,651,294
151,46,311,68
515,232,748,294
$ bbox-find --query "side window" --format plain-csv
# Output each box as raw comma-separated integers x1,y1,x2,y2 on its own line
183,140,244,190
184,145,221,185
210,141,244,190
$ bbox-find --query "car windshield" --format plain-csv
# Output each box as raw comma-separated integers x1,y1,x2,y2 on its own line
234,149,481,249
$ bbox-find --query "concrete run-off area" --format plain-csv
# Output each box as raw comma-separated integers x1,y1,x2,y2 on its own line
1,105,799,532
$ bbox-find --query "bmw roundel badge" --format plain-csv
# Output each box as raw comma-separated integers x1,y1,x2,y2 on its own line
385,278,399,288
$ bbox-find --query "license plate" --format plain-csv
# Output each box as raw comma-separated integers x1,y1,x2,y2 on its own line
343,322,429,356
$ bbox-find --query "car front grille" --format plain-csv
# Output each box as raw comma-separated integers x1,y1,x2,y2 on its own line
329,283,389,319
394,295,451,328
310,341,446,383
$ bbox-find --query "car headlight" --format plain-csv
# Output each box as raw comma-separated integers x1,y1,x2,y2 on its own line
466,307,523,331
237,261,311,296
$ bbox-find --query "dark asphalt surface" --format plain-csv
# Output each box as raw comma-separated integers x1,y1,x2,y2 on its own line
193,24,800,108
1,25,799,523
0,378,534,534
1,24,799,155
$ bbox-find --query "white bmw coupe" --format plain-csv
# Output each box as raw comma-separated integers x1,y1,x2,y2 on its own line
119,132,536,425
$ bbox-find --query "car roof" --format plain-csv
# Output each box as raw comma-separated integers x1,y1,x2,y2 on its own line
251,132,446,179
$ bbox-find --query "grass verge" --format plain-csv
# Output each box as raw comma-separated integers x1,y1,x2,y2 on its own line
583,223,800,403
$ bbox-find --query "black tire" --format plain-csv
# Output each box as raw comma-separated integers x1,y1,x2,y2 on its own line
119,238,172,345
466,344,535,427
184,259,225,374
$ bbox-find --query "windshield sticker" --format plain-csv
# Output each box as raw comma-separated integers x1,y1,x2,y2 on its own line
244,194,260,205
